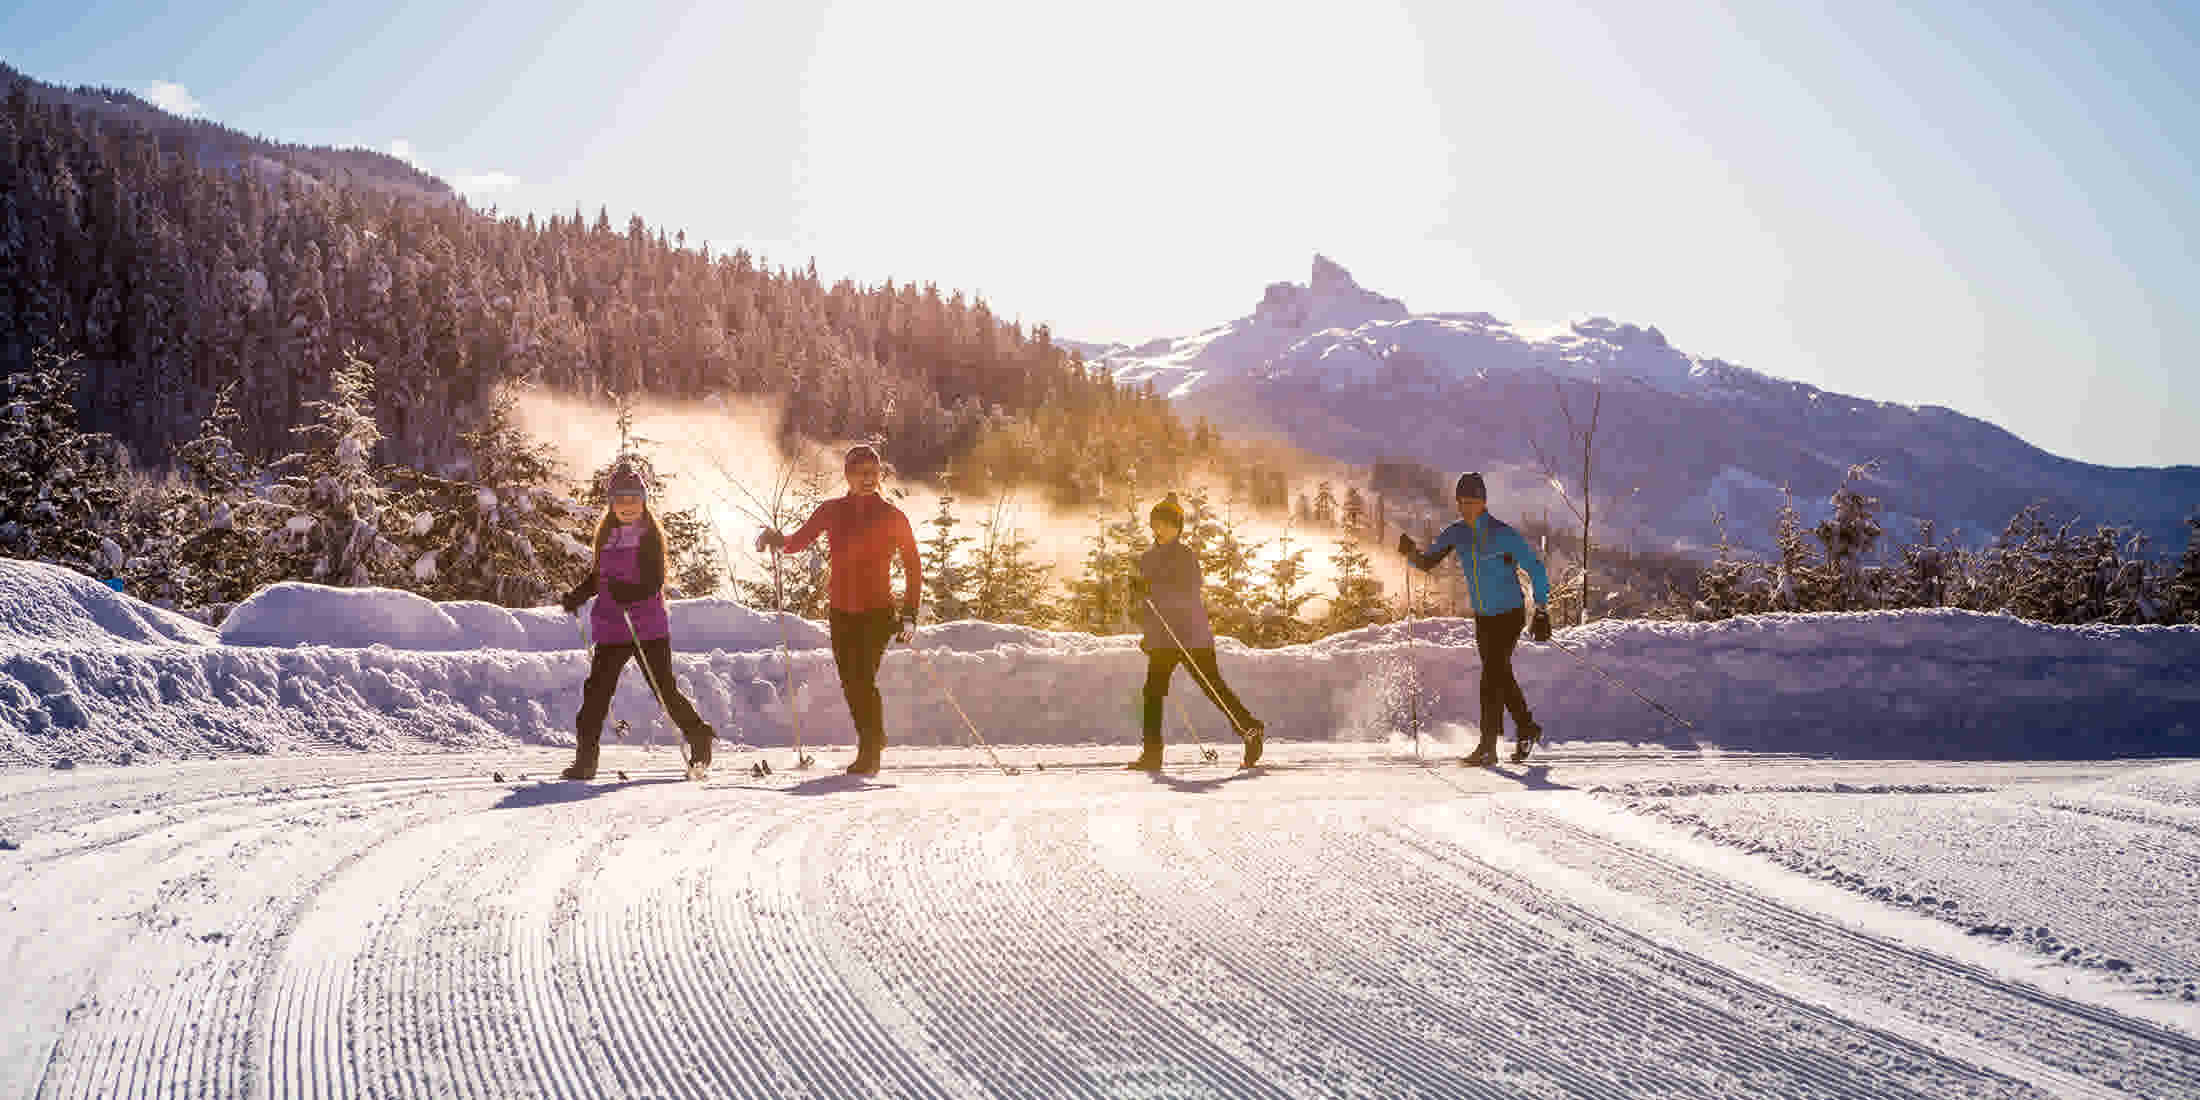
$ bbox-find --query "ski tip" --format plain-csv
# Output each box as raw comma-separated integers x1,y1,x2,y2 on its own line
686,764,710,781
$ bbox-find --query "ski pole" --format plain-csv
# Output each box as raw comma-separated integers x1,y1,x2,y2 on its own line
1172,697,1217,764
1142,597,1254,744
1543,634,1695,731
904,637,1020,776
619,607,693,769
773,553,813,769
1403,559,1420,761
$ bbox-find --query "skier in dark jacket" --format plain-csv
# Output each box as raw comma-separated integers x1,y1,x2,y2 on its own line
559,463,717,780
1397,472,1553,765
1130,493,1266,770
756,445,921,776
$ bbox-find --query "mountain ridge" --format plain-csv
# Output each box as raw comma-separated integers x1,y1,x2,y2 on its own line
1076,256,2198,557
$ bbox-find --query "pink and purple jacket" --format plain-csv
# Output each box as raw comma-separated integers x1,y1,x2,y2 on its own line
564,523,670,645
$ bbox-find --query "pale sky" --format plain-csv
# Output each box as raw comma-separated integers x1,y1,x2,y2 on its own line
5,0,2195,467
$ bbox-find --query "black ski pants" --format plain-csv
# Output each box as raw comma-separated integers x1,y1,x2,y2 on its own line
831,608,899,752
1474,606,1536,741
1142,647,1258,742
576,638,707,749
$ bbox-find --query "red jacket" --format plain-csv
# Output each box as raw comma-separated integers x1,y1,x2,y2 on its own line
784,494,922,614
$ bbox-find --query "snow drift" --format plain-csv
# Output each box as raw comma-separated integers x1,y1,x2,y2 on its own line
1,560,2195,768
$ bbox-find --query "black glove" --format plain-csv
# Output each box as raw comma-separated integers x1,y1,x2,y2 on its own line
560,592,585,616
754,528,784,554
1531,607,1552,643
1396,534,1417,557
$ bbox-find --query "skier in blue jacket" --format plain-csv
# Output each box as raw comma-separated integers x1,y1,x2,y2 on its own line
1397,472,1554,765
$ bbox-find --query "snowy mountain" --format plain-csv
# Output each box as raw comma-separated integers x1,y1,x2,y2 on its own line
1083,257,2200,556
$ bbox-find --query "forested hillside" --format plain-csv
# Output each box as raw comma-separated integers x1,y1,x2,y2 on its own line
0,62,1192,496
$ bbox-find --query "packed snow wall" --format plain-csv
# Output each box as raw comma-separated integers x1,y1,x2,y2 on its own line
2,561,2196,767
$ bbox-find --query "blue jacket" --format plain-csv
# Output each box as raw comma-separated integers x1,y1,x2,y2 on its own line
1413,513,1550,617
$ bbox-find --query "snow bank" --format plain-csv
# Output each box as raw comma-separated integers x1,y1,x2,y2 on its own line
2,560,2196,767
219,584,832,652
0,560,214,647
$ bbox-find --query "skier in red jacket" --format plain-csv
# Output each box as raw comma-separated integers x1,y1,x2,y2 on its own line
756,445,921,775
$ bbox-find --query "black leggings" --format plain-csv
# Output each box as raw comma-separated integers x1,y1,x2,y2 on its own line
831,608,899,749
1474,607,1536,737
1143,648,1258,740
576,638,706,745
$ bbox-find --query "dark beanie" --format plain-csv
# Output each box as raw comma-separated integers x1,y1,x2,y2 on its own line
608,464,647,499
1455,471,1487,501
1150,492,1185,527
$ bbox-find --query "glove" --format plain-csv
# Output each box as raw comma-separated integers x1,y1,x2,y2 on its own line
1396,534,1417,557
754,528,784,554
1531,607,1552,643
560,591,585,616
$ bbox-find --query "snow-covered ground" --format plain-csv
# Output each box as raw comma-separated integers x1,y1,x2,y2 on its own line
5,559,2200,1096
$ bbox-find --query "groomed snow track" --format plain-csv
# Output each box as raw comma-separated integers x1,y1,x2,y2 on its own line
4,747,2198,1099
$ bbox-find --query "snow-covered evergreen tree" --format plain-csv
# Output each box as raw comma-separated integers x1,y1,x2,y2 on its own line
1186,489,1263,644
1324,538,1388,633
1254,527,1316,647
0,346,126,577
967,491,1055,628
388,385,592,605
919,495,974,622
1813,461,1885,611
264,350,402,587
2168,515,2200,624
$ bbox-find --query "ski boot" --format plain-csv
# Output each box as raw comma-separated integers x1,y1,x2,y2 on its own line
846,735,883,776
561,736,600,781
1510,721,1542,764
1239,719,1265,769
1126,736,1164,772
1463,730,1500,768
684,724,714,781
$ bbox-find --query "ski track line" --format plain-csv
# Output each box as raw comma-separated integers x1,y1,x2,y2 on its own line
1379,804,2093,1100
737,803,972,1098
831,802,1105,1097
1475,794,2200,1097
1119,797,1621,1098
931,801,1294,1098
1538,789,2200,1050
1171,797,2037,1099
1076,803,1471,1098
1651,790,2200,985
18,776,463,1099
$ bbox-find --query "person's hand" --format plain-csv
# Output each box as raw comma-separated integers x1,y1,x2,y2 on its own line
1531,606,1552,643
1396,533,1417,557
896,606,919,644
560,592,585,616
754,528,784,554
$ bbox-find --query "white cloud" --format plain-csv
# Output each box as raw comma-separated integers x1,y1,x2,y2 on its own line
457,172,520,194
144,81,203,117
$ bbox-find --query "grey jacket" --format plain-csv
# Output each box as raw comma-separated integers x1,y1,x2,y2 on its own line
1136,541,1215,650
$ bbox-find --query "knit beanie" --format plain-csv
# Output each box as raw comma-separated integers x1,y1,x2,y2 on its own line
1455,471,1487,501
1149,492,1185,527
608,465,647,499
